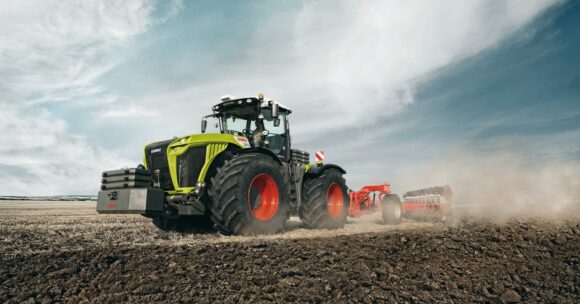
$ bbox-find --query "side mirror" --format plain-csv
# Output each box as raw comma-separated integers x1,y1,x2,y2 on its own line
273,118,280,127
201,119,207,133
271,103,279,119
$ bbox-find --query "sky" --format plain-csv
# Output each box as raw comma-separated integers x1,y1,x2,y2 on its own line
0,0,579,196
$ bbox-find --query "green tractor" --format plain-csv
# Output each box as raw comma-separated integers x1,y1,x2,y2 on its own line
97,94,349,235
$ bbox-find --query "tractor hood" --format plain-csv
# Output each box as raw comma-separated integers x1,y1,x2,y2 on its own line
167,133,250,150
143,133,250,194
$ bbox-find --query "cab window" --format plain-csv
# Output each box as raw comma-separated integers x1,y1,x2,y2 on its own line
224,115,249,135
262,110,287,155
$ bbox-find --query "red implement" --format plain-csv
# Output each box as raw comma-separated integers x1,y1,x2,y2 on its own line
401,185,453,223
348,183,391,217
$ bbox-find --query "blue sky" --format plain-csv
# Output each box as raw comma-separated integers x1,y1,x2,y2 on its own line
0,0,578,196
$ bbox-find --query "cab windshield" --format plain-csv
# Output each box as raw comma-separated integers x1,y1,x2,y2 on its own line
223,110,284,135
222,109,287,154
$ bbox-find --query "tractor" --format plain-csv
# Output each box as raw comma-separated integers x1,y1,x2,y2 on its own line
97,94,349,235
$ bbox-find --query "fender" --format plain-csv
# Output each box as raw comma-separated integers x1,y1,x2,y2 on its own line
306,164,347,176
234,147,283,165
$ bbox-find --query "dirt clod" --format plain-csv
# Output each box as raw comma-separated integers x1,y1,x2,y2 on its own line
501,289,521,303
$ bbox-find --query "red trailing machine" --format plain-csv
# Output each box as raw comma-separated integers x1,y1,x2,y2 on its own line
400,185,453,224
348,183,403,224
348,184,453,225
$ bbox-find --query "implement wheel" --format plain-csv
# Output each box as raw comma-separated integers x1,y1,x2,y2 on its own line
381,194,402,225
209,153,290,235
300,168,349,229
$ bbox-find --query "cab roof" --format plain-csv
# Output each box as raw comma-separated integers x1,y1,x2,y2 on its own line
212,96,292,115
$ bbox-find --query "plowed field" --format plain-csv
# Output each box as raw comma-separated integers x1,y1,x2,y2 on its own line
0,201,578,303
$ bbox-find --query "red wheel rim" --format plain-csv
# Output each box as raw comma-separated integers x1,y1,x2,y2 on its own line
248,173,279,221
327,183,344,219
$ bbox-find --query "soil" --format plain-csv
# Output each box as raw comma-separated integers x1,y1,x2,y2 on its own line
0,201,578,303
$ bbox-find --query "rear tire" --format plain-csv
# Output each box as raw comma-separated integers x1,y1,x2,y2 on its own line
209,153,290,235
299,168,349,229
381,194,402,225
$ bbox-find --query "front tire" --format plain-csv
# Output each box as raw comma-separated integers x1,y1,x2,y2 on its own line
299,168,349,229
209,153,290,235
381,194,402,225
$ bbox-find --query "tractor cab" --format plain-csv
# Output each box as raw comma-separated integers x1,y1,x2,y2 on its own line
202,94,292,159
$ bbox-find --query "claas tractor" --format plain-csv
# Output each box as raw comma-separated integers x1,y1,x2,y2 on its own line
96,94,349,235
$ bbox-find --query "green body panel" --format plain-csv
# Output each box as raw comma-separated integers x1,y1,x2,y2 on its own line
144,133,247,195
199,143,229,181
167,142,229,194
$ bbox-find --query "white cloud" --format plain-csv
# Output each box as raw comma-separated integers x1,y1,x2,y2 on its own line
0,0,182,195
0,0,182,104
287,0,562,130
0,101,132,195
98,105,159,119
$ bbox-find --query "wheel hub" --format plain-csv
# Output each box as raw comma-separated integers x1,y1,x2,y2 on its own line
248,173,279,221
327,183,344,219
394,203,402,218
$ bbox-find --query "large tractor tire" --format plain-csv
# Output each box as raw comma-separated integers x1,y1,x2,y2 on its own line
300,168,349,229
381,194,402,225
208,153,290,235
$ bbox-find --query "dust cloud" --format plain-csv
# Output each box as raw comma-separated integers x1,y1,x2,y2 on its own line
398,156,580,222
